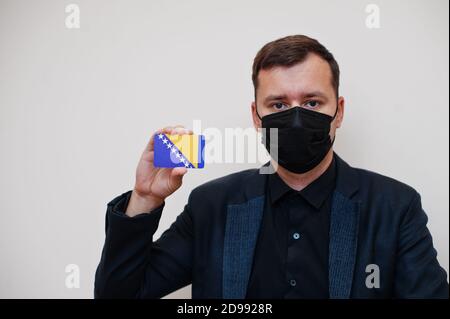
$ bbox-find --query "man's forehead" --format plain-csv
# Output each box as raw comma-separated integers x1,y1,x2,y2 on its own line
257,55,334,98
259,55,332,82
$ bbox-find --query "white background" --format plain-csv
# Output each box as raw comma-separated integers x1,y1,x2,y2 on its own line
0,0,448,298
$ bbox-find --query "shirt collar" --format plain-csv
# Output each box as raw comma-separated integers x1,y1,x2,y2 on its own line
269,155,337,210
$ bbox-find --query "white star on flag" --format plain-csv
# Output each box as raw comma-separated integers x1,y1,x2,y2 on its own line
158,134,163,139
171,148,177,153
166,143,172,149
162,138,168,144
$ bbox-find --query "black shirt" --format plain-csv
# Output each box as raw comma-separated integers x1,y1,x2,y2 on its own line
246,156,336,298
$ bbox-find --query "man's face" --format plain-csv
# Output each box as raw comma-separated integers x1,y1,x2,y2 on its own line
251,53,344,139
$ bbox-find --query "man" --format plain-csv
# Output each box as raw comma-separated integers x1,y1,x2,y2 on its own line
95,35,448,298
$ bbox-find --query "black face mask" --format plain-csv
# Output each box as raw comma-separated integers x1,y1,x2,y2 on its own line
258,105,338,174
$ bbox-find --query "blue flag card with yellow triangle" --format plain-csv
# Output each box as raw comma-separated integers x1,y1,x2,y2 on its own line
154,133,205,168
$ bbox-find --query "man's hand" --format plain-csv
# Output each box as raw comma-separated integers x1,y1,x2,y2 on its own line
126,125,192,217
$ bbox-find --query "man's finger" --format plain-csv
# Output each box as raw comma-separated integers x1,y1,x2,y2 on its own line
145,132,158,152
171,166,188,177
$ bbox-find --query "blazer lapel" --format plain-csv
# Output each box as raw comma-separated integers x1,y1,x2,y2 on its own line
222,196,265,299
329,153,361,298
329,190,360,298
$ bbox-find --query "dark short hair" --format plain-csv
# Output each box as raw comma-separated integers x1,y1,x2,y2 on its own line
252,35,340,99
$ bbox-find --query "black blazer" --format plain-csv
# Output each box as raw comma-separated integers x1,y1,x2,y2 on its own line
95,153,448,298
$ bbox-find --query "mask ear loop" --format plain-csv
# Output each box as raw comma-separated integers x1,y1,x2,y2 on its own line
331,103,339,120
330,103,339,144
255,103,263,121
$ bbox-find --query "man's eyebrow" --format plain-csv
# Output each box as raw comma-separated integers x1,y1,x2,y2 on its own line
263,91,328,104
304,91,328,99
263,94,288,104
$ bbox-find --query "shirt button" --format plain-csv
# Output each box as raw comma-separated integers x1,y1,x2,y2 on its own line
289,279,297,287
293,232,300,240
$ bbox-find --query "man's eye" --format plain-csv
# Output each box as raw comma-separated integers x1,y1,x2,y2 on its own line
272,102,288,111
304,100,320,108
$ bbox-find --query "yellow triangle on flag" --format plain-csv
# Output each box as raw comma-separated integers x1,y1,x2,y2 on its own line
166,134,200,168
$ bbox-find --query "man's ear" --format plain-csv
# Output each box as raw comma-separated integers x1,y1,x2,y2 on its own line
251,101,262,131
335,96,345,128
